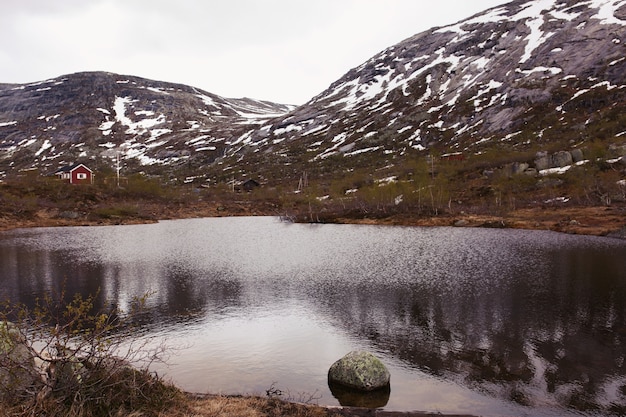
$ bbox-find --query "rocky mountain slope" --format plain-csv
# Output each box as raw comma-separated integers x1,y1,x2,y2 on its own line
0,72,293,177
0,0,625,189
223,0,626,179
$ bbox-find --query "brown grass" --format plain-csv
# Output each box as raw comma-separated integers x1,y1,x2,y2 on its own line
0,393,471,417
156,394,470,417
164,395,333,417
0,393,327,417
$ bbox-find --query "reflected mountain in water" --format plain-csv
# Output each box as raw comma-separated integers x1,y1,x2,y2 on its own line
318,246,626,413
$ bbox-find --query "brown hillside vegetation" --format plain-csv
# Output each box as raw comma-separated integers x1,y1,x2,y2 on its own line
0,191,624,238
0,168,624,238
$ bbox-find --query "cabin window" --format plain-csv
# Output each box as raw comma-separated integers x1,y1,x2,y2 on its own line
76,173,87,180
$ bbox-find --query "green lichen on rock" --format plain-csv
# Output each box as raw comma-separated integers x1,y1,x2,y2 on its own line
328,350,390,392
0,321,36,399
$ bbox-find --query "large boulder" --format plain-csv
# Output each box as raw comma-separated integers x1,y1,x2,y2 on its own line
328,351,390,392
0,321,37,399
534,151,551,171
511,162,529,175
571,148,584,163
552,151,573,167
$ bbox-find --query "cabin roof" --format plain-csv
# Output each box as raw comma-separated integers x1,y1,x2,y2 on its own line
54,163,92,174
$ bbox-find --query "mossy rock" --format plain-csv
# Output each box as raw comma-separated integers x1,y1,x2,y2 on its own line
0,321,37,399
328,351,390,392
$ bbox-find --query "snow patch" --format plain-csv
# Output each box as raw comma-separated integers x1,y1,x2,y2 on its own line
517,66,562,76
590,0,626,25
302,124,329,136
540,160,588,175
316,132,347,159
145,86,169,94
544,197,570,204
549,6,581,21
344,146,381,157
516,2,557,63
34,139,52,156
186,121,201,130
377,176,398,185
112,96,168,136
273,124,302,135
436,7,509,35
557,81,620,111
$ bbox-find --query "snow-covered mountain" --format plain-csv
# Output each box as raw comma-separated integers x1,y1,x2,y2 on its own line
0,72,293,176
232,0,625,166
0,0,625,183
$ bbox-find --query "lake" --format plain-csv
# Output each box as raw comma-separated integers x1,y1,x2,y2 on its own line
1,217,626,416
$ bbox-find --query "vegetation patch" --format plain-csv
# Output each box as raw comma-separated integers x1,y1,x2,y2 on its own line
91,205,141,220
0,292,180,417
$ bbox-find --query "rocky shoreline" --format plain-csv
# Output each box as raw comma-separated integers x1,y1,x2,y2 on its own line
331,205,626,239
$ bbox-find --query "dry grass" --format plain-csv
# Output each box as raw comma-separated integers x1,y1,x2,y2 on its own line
154,394,473,417
162,395,335,417
0,393,473,417
0,394,331,417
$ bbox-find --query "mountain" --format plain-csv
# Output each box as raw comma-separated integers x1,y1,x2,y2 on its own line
0,72,293,176
221,0,626,181
0,0,625,193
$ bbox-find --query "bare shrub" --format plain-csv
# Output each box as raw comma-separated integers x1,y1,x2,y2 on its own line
0,291,180,417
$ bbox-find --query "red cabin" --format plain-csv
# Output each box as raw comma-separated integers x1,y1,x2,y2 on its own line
55,164,93,184
441,152,465,162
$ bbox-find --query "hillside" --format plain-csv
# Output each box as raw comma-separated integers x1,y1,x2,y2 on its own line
0,72,293,177
217,0,626,178
0,0,625,234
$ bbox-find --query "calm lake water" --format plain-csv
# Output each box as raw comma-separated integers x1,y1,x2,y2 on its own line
1,217,626,416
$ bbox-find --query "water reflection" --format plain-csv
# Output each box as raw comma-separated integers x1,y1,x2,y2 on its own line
0,218,625,416
329,381,390,408
316,246,626,412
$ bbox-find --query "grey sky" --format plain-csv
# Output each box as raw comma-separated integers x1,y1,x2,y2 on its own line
1,0,506,104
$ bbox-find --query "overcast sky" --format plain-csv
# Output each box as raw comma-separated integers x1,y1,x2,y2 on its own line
1,0,506,104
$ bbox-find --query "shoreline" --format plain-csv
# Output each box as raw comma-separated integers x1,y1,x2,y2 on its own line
182,393,477,417
1,203,624,239
329,205,626,239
